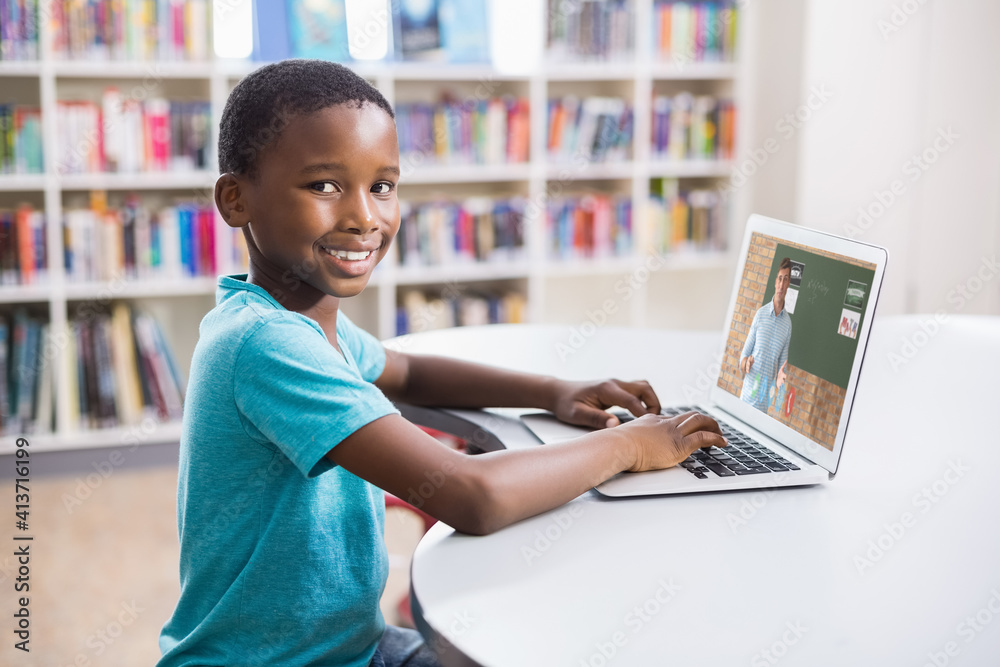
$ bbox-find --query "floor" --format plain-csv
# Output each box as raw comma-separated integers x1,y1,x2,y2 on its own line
0,448,426,667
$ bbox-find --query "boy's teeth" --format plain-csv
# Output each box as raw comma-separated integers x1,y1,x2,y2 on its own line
326,248,371,260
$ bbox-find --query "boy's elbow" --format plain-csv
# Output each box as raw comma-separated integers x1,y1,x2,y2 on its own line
440,467,510,536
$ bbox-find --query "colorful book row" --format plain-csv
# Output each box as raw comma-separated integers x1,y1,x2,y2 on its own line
547,0,634,61
63,196,224,282
0,205,46,285
395,97,530,165
56,96,210,175
647,177,726,252
651,92,735,161
253,0,491,64
396,197,525,267
50,0,210,61
66,302,185,431
396,288,526,336
653,0,739,63
0,105,43,174
548,96,634,164
0,0,39,60
548,193,632,260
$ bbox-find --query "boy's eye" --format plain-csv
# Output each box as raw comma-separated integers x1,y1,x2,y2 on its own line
371,182,394,195
312,182,337,193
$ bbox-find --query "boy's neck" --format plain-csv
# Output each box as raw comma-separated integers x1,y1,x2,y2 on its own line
247,263,342,347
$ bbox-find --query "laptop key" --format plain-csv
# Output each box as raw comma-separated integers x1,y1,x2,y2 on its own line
705,463,736,477
764,462,789,471
733,467,770,475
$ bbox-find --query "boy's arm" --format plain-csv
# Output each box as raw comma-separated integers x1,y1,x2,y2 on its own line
376,350,661,429
327,409,724,536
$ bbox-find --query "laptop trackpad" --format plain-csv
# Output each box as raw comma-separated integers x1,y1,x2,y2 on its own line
520,412,592,444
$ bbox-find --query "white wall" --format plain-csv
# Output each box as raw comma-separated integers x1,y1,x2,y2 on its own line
792,0,1000,316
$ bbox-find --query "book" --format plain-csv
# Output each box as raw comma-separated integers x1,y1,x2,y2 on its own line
0,0,39,60
396,288,525,335
63,198,222,282
547,193,632,260
56,96,210,175
439,0,489,63
548,96,633,164
396,95,530,165
393,0,442,60
133,311,183,421
547,0,634,62
648,177,727,252
64,306,185,429
396,197,526,267
252,0,292,61
0,205,46,285
0,106,43,174
49,0,211,61
33,323,53,433
110,302,144,426
651,92,735,160
287,0,351,61
654,1,738,64
0,320,8,432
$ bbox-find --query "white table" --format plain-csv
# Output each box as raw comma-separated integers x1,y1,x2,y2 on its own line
393,316,1000,666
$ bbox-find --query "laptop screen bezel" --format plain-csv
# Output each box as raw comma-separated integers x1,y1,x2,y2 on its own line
710,215,888,476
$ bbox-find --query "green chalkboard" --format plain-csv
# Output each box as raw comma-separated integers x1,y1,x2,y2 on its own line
760,244,875,388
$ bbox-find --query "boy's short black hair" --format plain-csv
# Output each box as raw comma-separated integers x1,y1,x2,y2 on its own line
218,59,395,178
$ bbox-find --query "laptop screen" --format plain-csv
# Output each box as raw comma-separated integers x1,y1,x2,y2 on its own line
714,223,882,467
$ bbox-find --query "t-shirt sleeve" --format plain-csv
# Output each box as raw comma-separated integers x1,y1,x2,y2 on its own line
233,317,399,479
336,312,387,383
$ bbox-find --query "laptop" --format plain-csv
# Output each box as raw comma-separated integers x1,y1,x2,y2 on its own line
521,214,888,497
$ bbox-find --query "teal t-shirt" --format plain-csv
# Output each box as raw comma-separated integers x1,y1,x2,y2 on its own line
158,275,399,667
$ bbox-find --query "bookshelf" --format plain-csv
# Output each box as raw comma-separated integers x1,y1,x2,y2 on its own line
0,0,749,453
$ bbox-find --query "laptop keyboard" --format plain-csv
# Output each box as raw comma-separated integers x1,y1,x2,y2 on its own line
613,406,800,479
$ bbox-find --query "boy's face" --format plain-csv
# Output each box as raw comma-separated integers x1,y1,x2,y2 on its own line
241,103,400,301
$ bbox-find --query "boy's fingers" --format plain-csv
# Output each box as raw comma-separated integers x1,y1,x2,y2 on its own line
570,404,619,429
683,430,728,451
599,382,649,418
676,412,723,436
617,380,661,414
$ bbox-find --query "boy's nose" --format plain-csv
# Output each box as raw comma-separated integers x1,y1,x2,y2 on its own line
340,192,378,233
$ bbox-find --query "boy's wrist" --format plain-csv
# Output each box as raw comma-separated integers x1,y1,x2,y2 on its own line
538,375,565,413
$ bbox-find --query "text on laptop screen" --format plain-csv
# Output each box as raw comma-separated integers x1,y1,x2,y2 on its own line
716,232,877,451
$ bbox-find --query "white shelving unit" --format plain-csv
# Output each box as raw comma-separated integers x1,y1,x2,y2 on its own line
0,0,749,453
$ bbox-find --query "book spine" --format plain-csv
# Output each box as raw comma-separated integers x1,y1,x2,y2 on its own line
14,204,35,284
0,319,8,434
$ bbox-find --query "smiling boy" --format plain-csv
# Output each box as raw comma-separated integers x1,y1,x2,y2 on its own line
157,60,726,667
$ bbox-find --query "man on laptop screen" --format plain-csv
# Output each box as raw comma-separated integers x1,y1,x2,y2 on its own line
739,256,793,412
718,231,876,453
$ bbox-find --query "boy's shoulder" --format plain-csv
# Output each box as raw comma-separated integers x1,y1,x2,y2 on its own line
203,275,322,348
203,274,376,364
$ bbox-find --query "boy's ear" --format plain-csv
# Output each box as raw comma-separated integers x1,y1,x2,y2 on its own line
215,173,251,229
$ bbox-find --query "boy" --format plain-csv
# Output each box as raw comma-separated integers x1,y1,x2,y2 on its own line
158,59,726,666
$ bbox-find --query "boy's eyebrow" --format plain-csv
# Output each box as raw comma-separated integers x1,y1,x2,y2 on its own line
300,162,401,177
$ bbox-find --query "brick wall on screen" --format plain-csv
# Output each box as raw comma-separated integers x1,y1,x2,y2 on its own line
717,233,876,451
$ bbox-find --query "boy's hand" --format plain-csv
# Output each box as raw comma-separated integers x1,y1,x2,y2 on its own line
551,379,661,429
620,411,727,472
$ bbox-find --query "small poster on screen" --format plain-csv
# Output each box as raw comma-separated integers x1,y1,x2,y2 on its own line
838,308,860,339
844,280,867,310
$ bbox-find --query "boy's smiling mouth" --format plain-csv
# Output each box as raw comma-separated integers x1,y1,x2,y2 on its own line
318,243,383,280
321,247,374,261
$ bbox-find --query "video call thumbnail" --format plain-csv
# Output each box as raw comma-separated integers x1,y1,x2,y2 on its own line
716,233,877,451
